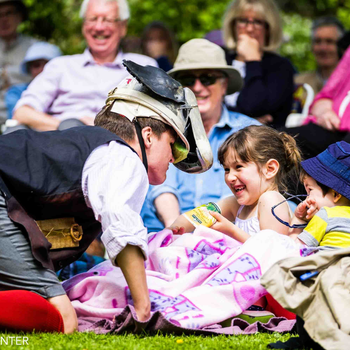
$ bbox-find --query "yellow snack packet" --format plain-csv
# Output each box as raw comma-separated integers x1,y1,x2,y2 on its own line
183,202,221,228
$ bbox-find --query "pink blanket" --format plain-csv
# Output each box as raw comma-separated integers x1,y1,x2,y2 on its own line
63,227,303,330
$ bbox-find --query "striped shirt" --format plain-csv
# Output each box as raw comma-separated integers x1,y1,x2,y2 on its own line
298,206,350,248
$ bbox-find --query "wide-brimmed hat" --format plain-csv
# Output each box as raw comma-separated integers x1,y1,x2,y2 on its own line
301,141,350,200
21,42,62,74
168,38,243,95
0,0,28,21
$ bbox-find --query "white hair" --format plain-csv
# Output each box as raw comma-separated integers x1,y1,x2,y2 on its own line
79,0,130,20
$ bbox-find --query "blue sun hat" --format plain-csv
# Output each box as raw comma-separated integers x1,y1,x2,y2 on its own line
21,42,62,74
301,141,350,200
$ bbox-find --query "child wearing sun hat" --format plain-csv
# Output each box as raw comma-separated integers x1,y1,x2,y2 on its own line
290,141,350,248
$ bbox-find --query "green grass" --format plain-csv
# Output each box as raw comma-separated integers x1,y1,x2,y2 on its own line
0,332,297,350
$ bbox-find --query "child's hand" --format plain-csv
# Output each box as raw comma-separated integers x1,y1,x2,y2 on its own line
210,211,236,235
295,198,318,221
304,198,318,220
167,226,185,235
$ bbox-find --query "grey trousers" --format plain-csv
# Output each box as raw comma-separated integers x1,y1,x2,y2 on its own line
0,192,65,298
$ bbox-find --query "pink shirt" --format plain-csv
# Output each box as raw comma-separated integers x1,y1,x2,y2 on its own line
304,46,350,132
14,49,157,121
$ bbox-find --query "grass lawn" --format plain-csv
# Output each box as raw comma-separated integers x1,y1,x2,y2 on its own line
0,332,297,350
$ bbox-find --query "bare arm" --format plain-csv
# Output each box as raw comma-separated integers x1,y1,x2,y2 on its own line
210,211,251,243
258,191,291,235
210,195,248,242
211,192,291,241
13,105,60,131
168,214,195,234
116,245,150,321
310,98,340,131
289,198,318,236
154,193,181,227
217,196,240,222
169,196,241,235
310,98,333,115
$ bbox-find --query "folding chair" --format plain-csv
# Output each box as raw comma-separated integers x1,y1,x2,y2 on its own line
285,83,314,128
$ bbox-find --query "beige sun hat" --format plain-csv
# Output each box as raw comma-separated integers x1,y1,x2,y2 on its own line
168,38,243,95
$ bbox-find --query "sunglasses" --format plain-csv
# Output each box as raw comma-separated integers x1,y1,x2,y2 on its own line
271,193,308,229
176,73,226,87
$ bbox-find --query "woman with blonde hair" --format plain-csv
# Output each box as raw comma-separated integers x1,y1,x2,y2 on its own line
222,0,295,128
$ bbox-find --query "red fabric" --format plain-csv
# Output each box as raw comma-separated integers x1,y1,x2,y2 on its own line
0,290,64,333
266,293,296,320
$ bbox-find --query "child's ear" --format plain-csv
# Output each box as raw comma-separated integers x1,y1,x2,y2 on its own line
264,159,279,180
332,190,342,203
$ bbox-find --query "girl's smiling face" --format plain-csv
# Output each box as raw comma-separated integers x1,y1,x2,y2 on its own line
223,149,270,207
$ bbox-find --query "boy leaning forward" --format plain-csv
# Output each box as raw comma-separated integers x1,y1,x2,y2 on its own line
0,61,213,333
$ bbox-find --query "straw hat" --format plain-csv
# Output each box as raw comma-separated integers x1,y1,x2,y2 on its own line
168,38,243,95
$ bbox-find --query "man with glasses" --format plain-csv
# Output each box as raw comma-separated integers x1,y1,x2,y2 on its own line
141,39,260,233
12,0,157,131
0,0,36,125
295,16,344,95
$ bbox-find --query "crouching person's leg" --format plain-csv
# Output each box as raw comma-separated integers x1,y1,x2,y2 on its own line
48,294,78,334
0,192,77,333
0,290,65,333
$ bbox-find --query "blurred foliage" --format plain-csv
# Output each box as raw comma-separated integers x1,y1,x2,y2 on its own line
127,0,231,43
20,0,85,54
280,13,315,72
17,0,350,72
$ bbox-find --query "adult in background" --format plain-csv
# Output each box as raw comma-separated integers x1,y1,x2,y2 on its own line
141,21,178,71
223,0,295,128
5,42,62,119
141,39,260,232
282,44,350,159
295,16,344,95
13,0,157,131
0,0,36,125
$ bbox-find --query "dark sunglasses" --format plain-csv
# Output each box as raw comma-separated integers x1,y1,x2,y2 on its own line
176,73,226,87
271,193,308,229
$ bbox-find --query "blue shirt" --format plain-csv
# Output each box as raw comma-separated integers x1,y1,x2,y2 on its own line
5,83,29,119
141,106,261,232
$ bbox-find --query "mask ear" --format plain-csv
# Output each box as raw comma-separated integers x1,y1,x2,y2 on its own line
264,159,279,180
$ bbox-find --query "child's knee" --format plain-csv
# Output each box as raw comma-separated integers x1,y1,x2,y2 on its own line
48,294,78,334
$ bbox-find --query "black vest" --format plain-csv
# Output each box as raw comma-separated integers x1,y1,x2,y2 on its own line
0,126,135,271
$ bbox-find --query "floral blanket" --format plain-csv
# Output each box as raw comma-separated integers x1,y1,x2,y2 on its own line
63,227,304,332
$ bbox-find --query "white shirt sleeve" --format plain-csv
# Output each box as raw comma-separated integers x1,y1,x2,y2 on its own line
82,141,149,265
